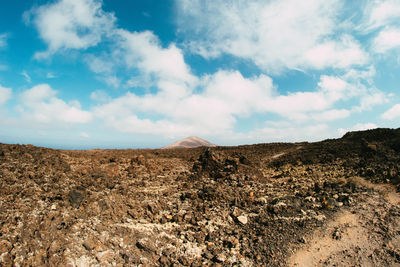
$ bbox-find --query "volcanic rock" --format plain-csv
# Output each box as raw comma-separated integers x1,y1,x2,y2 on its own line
0,128,400,266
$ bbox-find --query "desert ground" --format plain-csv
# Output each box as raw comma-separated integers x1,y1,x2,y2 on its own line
1,128,400,266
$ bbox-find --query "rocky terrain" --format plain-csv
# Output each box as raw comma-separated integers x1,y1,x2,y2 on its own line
1,128,400,266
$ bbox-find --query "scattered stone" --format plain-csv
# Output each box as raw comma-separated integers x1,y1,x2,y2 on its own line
137,238,157,253
215,253,226,263
237,215,248,225
298,237,307,244
232,207,242,217
83,239,97,251
315,214,326,222
159,256,170,265
0,240,12,254
305,196,316,202
332,228,342,240
1,128,400,266
68,188,85,209
270,201,287,214
96,250,114,264
203,251,213,260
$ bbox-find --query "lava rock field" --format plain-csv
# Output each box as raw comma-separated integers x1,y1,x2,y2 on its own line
1,128,400,266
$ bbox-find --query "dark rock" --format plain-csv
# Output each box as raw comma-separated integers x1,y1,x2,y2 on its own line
137,238,157,253
68,189,85,209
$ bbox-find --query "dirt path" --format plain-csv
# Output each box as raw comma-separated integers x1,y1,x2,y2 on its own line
288,178,400,267
269,145,303,160
288,210,371,266
349,177,400,205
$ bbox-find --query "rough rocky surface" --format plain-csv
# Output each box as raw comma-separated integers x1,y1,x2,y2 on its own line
1,128,400,266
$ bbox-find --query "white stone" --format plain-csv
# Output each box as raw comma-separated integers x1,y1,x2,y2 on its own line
237,215,248,225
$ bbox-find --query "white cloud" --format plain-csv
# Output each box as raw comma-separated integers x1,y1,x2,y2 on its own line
19,84,92,124
102,75,120,88
262,70,383,120
304,35,368,69
85,54,114,73
21,70,32,83
356,91,388,111
338,123,378,136
84,54,121,87
361,0,400,59
233,123,331,143
93,67,384,138
361,0,400,31
382,104,400,120
17,0,390,144
90,90,110,102
311,109,351,122
29,0,115,58
372,27,400,53
176,0,367,73
0,33,8,49
339,67,387,112
0,85,12,106
117,29,197,87
93,70,273,138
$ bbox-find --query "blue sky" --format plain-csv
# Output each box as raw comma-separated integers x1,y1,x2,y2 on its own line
0,0,400,149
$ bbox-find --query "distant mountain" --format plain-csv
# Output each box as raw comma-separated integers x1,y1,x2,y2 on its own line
162,136,216,149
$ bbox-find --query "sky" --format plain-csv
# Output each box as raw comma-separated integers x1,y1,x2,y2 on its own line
0,0,400,149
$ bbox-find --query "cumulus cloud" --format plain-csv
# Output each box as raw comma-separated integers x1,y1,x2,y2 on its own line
93,71,273,138
19,84,92,124
304,35,368,69
265,69,385,120
28,0,115,58
0,85,12,106
382,104,400,120
176,0,368,73
19,0,390,143
338,67,388,112
356,91,388,111
361,0,400,31
93,67,384,138
117,29,197,87
372,27,400,53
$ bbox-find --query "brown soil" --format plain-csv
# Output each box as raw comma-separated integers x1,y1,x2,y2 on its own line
1,128,400,266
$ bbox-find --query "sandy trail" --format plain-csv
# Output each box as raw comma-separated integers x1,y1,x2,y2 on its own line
288,178,400,267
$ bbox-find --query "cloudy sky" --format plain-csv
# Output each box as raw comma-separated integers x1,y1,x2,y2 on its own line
0,0,400,148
